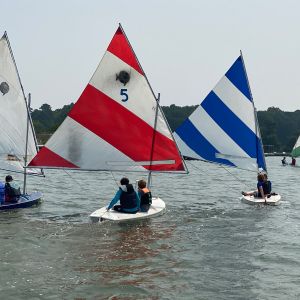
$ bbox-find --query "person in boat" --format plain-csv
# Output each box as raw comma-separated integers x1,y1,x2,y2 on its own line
262,173,272,195
4,175,21,203
137,179,152,212
291,157,296,166
0,181,5,205
106,177,140,213
281,157,287,165
242,172,271,201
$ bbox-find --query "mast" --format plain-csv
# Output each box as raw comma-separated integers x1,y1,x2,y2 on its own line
147,93,160,188
23,93,31,194
239,50,267,173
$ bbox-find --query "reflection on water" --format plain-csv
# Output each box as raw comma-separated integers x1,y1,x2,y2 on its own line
0,157,300,299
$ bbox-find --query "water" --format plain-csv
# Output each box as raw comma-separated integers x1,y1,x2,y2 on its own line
0,157,299,299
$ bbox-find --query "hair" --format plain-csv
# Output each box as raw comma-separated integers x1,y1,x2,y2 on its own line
257,173,264,182
263,173,268,180
5,175,13,182
120,177,129,185
138,179,146,189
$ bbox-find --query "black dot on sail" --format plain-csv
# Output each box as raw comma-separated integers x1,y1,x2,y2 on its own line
116,71,130,86
0,82,9,95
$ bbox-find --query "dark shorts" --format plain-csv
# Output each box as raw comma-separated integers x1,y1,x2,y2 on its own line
254,191,260,198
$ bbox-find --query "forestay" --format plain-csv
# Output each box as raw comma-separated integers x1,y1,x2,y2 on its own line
0,33,38,172
29,25,185,172
174,55,266,172
291,136,300,158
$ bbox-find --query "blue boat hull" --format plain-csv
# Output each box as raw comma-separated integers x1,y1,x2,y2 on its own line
0,192,42,211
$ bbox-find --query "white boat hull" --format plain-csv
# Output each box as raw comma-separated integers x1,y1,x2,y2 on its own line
90,197,166,222
241,194,281,206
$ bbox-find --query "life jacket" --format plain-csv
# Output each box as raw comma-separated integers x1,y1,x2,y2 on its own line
0,182,5,204
262,180,272,194
140,188,152,206
120,184,137,210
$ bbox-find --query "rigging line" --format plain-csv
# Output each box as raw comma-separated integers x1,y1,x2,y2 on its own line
62,169,86,190
187,160,251,191
110,170,120,188
218,164,251,189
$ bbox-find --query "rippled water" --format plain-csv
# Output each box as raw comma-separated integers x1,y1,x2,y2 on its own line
0,157,299,299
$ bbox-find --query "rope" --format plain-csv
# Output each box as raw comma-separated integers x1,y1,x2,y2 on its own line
187,160,251,191
110,171,120,188
62,169,86,190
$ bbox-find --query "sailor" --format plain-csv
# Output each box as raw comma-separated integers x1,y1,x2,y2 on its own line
137,179,152,212
291,157,296,166
4,175,21,203
281,156,287,165
107,177,140,213
262,173,272,195
0,181,5,205
242,172,271,202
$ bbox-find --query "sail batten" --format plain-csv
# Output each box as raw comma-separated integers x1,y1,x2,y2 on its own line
29,25,185,172
175,55,266,172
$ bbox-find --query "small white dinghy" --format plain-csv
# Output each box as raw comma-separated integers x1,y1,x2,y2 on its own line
241,194,281,206
90,197,166,222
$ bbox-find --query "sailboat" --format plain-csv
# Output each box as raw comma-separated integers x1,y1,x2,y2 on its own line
291,135,300,165
174,53,281,205
28,24,186,221
0,32,42,210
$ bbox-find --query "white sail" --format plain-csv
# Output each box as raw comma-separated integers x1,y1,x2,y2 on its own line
0,32,38,172
291,135,300,157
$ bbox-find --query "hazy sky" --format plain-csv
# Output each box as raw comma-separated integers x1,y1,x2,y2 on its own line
2,0,300,111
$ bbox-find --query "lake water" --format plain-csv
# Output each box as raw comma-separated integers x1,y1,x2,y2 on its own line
0,157,299,299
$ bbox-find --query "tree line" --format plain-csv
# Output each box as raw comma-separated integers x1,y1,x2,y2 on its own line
32,103,300,152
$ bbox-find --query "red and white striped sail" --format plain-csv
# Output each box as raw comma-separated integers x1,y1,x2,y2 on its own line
29,25,185,172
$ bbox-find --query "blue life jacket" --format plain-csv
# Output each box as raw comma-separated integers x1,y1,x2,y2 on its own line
263,180,272,194
0,182,5,204
120,184,137,210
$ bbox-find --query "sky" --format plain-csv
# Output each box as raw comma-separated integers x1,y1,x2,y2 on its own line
1,0,300,111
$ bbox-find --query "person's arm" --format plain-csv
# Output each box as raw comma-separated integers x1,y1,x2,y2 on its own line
107,189,122,210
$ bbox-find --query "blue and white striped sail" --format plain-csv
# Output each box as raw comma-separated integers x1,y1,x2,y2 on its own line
174,55,266,172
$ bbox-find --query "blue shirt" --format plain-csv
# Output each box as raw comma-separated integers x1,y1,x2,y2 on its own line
107,188,140,212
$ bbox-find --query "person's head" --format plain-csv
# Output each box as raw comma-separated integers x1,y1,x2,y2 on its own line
257,173,264,182
138,179,146,189
5,175,13,183
263,173,268,180
120,177,129,186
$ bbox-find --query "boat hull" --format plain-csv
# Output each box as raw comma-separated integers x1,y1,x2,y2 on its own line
0,192,42,211
241,194,281,206
90,197,166,222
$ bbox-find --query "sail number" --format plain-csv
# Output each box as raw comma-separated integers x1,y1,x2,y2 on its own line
120,89,128,102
